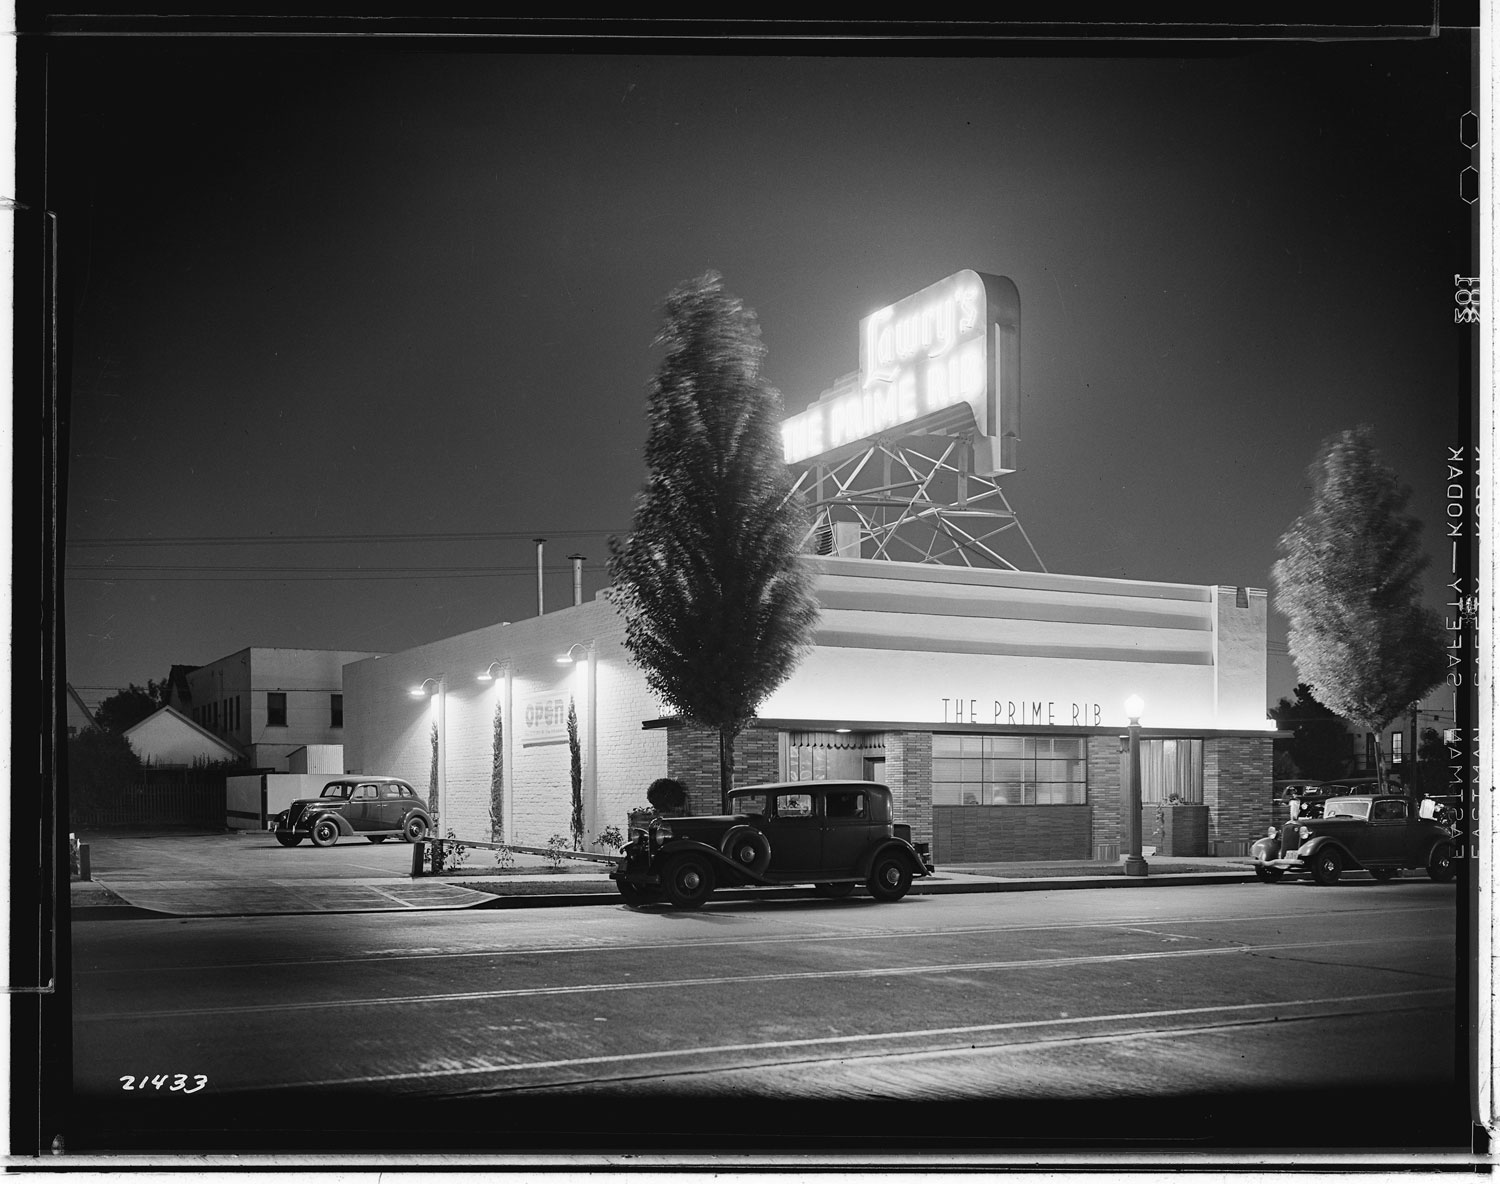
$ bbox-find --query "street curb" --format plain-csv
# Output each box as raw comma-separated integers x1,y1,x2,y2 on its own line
70,870,1263,920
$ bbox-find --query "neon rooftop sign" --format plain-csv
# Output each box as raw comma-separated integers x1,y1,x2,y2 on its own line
780,269,1020,476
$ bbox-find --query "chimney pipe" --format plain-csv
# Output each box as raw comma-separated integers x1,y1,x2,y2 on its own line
533,538,545,616
568,554,585,606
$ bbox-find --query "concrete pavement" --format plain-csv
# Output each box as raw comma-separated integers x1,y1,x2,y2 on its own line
69,827,1265,919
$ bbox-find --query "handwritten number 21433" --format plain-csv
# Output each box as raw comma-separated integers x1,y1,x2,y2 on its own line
119,1074,207,1094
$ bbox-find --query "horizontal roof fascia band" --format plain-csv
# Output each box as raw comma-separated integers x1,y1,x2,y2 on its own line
811,555,1229,603
810,630,1214,665
816,585,1214,632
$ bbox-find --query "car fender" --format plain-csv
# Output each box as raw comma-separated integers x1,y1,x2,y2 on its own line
306,810,355,837
654,838,767,884
1298,834,1357,867
856,838,926,879
1250,834,1280,861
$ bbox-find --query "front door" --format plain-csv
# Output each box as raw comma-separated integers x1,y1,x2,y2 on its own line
346,782,382,831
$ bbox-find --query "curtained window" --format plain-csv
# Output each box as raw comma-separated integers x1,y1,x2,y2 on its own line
1137,738,1203,804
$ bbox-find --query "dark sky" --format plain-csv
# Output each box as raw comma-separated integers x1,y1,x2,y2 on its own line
51,33,1477,711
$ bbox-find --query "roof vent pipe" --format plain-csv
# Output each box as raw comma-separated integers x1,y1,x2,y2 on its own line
568,554,586,606
533,538,546,616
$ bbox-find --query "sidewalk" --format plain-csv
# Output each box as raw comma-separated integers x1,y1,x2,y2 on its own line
69,830,1262,919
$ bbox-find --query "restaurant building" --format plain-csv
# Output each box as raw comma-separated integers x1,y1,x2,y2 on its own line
342,269,1275,862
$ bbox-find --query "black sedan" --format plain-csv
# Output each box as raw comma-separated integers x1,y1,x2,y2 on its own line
270,777,433,848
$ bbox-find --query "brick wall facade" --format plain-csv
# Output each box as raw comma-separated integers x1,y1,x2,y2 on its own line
933,805,1092,863
882,731,933,844
666,724,782,814
1204,735,1273,848
1088,733,1124,858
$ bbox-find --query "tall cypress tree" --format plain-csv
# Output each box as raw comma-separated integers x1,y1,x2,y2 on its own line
1271,426,1446,791
609,273,819,810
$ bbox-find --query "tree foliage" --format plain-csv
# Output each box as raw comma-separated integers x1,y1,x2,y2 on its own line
93,678,170,734
67,727,144,814
1268,683,1353,781
490,700,505,844
567,696,584,850
608,272,819,808
1271,426,1446,788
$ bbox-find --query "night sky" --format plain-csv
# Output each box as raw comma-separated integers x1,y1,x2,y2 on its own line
50,32,1477,713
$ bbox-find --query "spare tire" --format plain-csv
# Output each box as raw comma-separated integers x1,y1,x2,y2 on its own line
719,825,773,876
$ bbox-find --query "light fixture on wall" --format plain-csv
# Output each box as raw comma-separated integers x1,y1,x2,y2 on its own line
1123,695,1148,877
477,662,506,683
408,677,443,698
556,642,593,665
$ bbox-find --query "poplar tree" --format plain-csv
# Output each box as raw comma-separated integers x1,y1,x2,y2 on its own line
609,273,819,810
1271,426,1447,791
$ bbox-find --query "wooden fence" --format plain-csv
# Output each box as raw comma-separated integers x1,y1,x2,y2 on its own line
71,773,228,829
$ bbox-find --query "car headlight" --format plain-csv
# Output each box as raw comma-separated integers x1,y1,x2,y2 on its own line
649,820,672,846
1297,825,1311,842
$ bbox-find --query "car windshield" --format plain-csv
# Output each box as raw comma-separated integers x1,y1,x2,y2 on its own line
320,784,353,799
1323,799,1371,820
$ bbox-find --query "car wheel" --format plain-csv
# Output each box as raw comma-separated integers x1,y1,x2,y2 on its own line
274,833,303,848
813,882,855,899
663,854,715,910
617,880,663,908
719,825,772,876
404,816,430,843
867,853,913,902
1427,843,1456,883
1310,848,1341,886
310,818,340,848
1370,868,1398,881
367,835,388,844
1253,865,1284,883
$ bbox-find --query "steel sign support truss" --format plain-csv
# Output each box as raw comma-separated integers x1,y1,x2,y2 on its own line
792,434,1046,572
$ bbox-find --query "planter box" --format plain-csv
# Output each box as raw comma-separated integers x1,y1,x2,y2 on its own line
1140,804,1210,857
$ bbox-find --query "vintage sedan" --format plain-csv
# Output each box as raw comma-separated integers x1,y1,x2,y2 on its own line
1250,794,1457,885
270,777,433,848
611,780,935,909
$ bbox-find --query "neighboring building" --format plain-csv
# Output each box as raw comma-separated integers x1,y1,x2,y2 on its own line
343,556,1276,863
185,647,383,772
66,683,98,737
123,706,244,768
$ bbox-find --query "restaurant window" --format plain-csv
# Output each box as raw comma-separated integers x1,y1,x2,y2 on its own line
1137,738,1204,804
932,734,1087,805
267,692,287,728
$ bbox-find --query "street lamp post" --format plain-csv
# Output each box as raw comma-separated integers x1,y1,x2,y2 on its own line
1123,694,1148,877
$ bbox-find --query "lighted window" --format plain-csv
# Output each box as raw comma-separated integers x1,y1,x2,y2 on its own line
932,734,1087,806
1137,738,1204,804
267,692,287,728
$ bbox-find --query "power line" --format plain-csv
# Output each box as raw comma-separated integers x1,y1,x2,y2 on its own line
65,528,632,549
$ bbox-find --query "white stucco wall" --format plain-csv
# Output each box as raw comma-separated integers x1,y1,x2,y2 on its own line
342,557,1271,844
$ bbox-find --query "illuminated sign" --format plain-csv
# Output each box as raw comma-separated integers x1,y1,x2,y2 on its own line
780,269,1020,475
520,692,569,747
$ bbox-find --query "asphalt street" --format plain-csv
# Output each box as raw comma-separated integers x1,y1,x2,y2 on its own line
69,877,1467,1156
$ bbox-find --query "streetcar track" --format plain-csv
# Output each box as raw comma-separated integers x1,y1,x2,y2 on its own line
75,934,1453,1023
71,902,1455,978
205,988,1452,1096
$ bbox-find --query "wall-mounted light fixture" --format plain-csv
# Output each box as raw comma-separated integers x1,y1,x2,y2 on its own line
408,676,443,698
556,642,593,665
477,662,506,683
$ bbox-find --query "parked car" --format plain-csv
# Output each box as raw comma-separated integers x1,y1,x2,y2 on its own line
610,780,935,909
270,777,433,848
1249,794,1458,885
1272,780,1332,819
1324,775,1402,796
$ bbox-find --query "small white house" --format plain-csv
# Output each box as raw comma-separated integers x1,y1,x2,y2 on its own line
124,706,244,768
